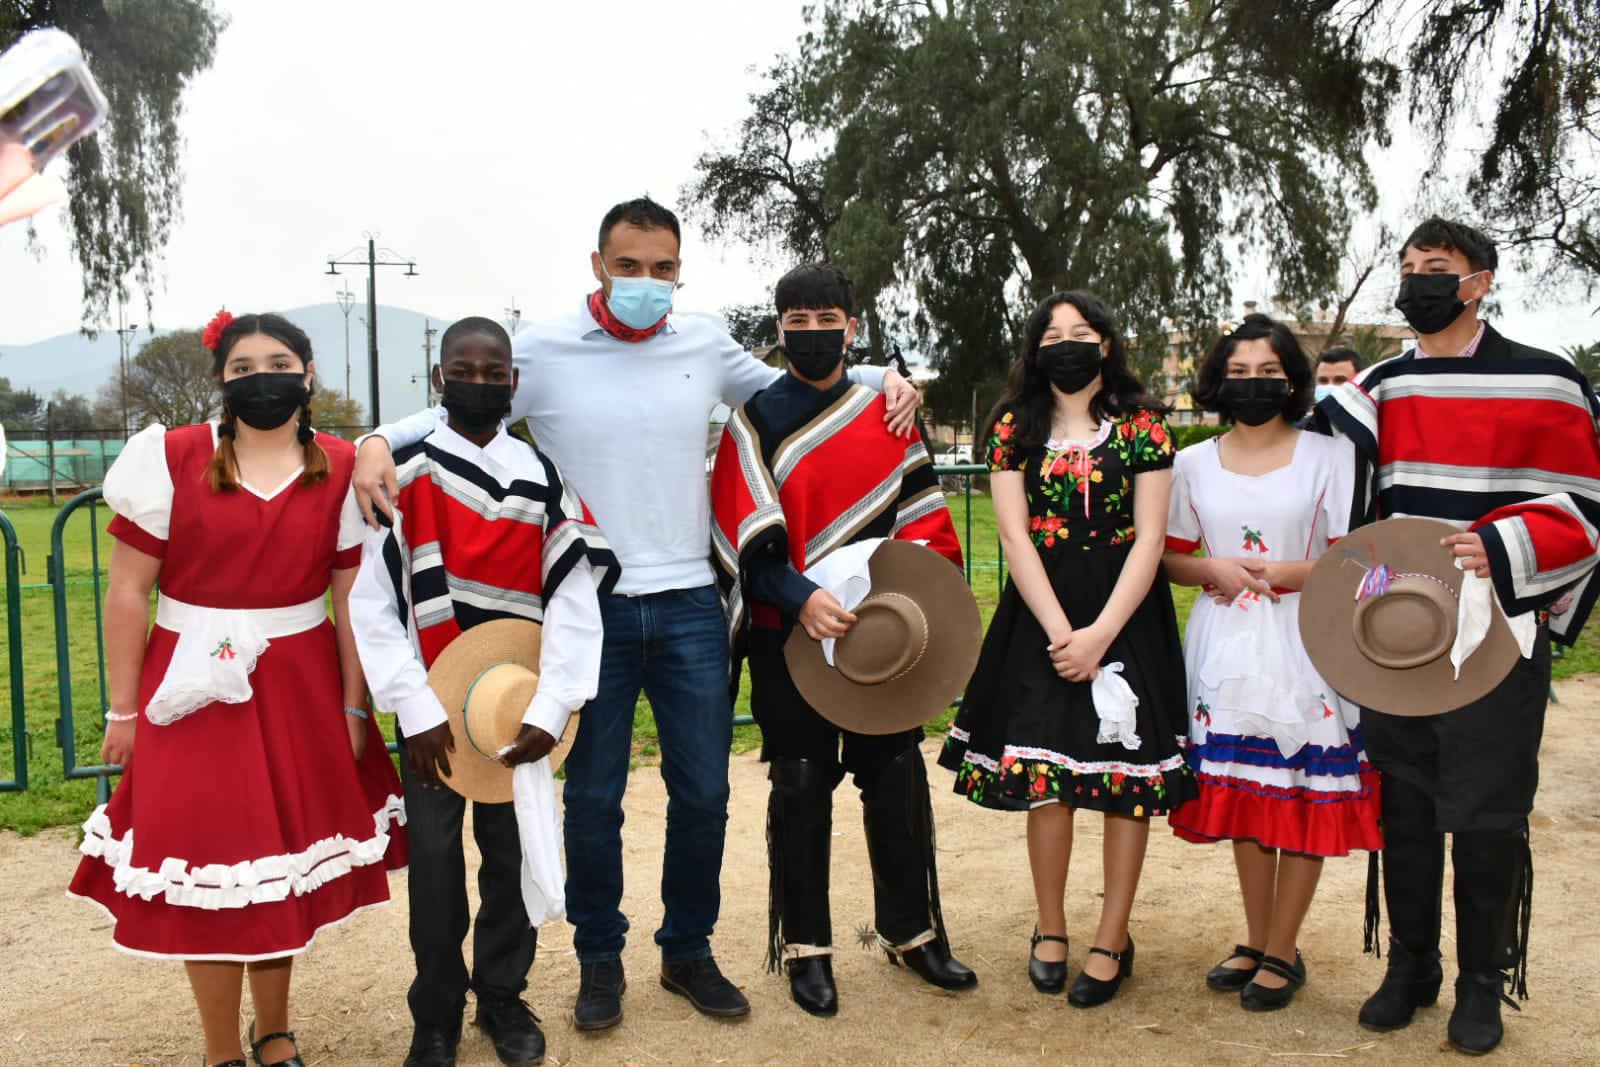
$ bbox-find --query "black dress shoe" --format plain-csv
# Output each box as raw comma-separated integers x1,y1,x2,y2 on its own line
1206,944,1264,992
1448,972,1516,1055
474,997,546,1066
402,1025,461,1067
886,938,979,991
1240,951,1306,1012
1067,938,1135,1008
786,956,839,1017
1028,929,1070,995
247,1022,304,1067
1358,939,1444,1032
574,960,626,1032
660,957,751,1019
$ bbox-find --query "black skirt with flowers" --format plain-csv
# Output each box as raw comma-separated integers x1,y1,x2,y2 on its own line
938,539,1195,815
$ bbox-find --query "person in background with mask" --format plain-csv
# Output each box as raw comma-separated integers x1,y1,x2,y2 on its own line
1314,346,1363,403
1163,314,1380,1013
939,291,1193,1009
349,317,617,1067
350,198,925,1031
1317,217,1600,1054
68,310,407,1067
708,263,977,1018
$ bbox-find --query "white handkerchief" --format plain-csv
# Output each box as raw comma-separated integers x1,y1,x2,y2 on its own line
802,539,885,666
505,755,565,928
146,608,270,725
1091,662,1141,750
1451,569,1538,679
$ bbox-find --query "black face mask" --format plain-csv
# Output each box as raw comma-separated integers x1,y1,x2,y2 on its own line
1218,377,1291,426
1037,339,1103,394
783,328,847,381
222,372,309,431
440,379,513,434
1395,272,1478,336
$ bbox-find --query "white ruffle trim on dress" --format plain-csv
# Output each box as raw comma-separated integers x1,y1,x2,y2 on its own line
77,794,405,910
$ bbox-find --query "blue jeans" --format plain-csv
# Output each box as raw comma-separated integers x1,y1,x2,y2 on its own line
563,584,733,964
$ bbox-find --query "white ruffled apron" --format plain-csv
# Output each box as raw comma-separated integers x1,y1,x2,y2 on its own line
145,594,327,725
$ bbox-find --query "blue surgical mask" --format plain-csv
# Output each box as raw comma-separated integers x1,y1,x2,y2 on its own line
601,261,677,330
1315,384,1337,402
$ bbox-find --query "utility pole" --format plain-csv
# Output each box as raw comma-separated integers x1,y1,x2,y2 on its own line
505,300,522,337
335,283,356,402
325,236,418,428
115,303,140,439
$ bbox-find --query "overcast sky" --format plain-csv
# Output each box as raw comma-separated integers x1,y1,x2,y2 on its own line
2,0,1596,351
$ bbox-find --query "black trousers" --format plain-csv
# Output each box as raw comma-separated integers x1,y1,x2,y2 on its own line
1363,637,1548,978
748,626,921,786
399,739,538,1027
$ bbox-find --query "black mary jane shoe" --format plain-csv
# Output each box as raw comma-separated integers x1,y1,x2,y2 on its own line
1067,938,1135,1008
1448,972,1517,1056
787,955,839,1017
247,1023,304,1067
885,938,979,991
1028,928,1070,995
1206,944,1264,992
1240,951,1306,1012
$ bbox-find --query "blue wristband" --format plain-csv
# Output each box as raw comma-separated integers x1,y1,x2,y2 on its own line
344,705,370,721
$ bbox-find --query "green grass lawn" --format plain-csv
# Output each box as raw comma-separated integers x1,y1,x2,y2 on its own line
3,487,1596,834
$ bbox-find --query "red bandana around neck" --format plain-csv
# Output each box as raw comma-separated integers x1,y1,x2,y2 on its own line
587,289,668,343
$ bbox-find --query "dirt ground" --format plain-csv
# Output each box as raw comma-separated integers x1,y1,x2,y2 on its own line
5,683,1599,1066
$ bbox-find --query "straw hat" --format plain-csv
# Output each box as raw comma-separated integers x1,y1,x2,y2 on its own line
1299,517,1521,717
425,618,577,803
785,540,982,734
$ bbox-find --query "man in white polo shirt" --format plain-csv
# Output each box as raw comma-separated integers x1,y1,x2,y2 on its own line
353,198,920,1032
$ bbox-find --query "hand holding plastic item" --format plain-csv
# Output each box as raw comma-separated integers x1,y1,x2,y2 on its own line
0,138,63,226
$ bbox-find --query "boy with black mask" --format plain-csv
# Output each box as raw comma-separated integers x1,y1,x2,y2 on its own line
709,264,978,1017
1317,218,1600,1054
351,317,618,1067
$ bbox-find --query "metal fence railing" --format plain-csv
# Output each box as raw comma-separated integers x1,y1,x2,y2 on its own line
14,467,1000,790
0,510,28,792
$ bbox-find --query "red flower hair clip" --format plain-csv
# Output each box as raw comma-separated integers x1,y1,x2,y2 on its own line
201,308,235,352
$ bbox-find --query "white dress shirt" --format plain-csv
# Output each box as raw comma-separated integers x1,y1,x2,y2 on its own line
348,418,604,741
377,303,887,596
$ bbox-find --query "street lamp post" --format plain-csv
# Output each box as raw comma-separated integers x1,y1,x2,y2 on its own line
325,236,418,428
115,305,140,439
335,282,356,403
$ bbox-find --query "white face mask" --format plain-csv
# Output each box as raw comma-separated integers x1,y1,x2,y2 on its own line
1315,384,1337,403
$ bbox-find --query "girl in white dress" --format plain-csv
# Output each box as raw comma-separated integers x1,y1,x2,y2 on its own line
1163,314,1382,1012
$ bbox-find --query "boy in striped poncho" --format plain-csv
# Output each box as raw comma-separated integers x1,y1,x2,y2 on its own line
1317,218,1600,1055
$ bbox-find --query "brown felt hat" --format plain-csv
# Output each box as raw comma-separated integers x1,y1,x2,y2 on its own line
426,618,577,803
785,540,982,734
1300,517,1521,717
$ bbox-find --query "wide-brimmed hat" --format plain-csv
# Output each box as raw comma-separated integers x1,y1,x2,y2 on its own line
785,540,982,734
425,618,577,803
1300,517,1521,717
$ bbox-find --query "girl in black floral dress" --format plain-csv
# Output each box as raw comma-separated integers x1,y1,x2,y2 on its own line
939,290,1193,1008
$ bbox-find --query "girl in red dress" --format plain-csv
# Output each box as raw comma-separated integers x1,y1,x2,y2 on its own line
69,311,407,1067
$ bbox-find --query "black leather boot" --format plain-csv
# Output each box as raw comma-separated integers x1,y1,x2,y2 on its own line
862,747,978,992
1359,775,1446,1032
785,955,839,1018
768,759,841,1015
1359,938,1445,1032
1449,972,1511,1055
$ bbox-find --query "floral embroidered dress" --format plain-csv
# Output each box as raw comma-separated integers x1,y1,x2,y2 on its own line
68,423,407,960
939,408,1195,815
1165,432,1382,856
